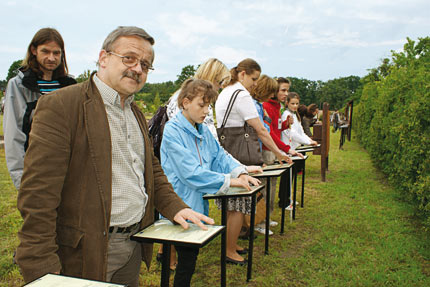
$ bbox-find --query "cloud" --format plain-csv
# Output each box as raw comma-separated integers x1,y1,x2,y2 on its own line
232,0,313,25
0,45,24,54
156,12,228,48
290,24,406,48
5,1,17,6
196,45,258,66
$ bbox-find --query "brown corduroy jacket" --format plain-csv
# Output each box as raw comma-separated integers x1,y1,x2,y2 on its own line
16,74,188,283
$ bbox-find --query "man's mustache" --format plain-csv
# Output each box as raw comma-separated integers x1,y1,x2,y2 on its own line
122,71,142,84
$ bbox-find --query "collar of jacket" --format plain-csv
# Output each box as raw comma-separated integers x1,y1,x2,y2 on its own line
176,111,204,140
267,98,281,108
19,67,77,93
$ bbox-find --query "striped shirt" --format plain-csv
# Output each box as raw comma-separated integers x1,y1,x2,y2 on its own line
93,74,148,227
37,80,61,94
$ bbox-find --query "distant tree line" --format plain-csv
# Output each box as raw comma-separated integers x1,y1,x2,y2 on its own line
1,59,361,113
286,75,361,109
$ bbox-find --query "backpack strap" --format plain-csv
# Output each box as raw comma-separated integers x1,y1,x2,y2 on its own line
220,89,243,128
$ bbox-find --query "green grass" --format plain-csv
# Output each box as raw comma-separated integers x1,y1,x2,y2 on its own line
0,115,3,136
1,131,429,286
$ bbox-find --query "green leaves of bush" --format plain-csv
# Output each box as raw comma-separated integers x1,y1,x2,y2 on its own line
354,37,430,226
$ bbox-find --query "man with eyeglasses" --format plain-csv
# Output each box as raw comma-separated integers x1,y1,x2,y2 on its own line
16,26,213,287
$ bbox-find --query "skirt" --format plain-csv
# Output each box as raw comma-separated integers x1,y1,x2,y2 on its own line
215,197,252,215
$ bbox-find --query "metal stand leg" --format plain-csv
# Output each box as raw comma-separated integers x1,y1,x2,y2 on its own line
301,161,306,208
280,172,286,234
221,198,227,287
161,243,171,287
293,167,297,220
265,177,270,255
247,194,256,281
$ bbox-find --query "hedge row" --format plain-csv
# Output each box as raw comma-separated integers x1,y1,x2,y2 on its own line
354,37,430,225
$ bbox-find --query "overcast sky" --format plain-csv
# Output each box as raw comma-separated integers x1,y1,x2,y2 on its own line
1,0,429,83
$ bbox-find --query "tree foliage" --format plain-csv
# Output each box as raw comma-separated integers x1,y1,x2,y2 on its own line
354,37,430,226
318,76,362,110
175,65,196,86
0,80,7,92
288,77,322,107
76,69,95,83
287,76,361,109
6,60,23,82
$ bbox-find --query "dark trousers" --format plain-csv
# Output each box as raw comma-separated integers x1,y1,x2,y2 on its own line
278,172,291,208
278,162,304,207
174,246,200,287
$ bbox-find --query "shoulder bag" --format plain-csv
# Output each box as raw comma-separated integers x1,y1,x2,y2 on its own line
216,89,264,165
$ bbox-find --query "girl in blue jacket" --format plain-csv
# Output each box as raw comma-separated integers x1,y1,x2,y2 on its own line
161,78,260,286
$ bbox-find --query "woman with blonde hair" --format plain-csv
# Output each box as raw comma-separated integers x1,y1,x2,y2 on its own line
167,58,231,138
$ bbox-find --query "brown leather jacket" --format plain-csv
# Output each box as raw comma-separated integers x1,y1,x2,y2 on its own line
16,75,188,283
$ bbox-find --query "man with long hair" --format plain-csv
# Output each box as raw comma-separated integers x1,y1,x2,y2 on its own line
3,28,76,189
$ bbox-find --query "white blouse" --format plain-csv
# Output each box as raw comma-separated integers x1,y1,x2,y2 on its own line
215,81,258,128
281,109,312,150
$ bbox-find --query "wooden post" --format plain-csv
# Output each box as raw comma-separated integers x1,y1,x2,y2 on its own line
321,102,330,182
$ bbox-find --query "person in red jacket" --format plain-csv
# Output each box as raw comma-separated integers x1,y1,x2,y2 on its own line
262,77,302,212
263,77,292,156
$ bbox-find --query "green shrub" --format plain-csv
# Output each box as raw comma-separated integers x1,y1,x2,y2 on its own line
354,37,430,226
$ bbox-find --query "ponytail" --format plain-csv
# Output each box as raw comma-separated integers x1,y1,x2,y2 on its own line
228,58,261,86
230,66,239,85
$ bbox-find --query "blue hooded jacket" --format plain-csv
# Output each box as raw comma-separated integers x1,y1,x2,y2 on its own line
160,112,244,215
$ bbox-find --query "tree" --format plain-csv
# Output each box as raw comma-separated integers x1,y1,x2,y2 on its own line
175,65,196,86
0,80,7,92
76,69,95,83
288,77,321,106
318,76,362,109
6,60,23,82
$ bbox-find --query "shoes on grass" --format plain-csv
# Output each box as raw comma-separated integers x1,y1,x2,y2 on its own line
226,257,247,266
285,205,293,211
269,220,278,227
255,226,273,235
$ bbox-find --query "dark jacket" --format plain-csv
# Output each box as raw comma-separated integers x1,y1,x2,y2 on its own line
301,116,317,137
16,74,188,283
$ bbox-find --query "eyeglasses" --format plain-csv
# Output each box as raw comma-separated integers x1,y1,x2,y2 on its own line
108,51,154,73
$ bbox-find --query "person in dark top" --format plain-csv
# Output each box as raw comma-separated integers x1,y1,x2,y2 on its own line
299,103,319,137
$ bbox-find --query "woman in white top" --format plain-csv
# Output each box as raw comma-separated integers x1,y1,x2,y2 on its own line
215,58,291,264
167,58,231,139
281,92,318,150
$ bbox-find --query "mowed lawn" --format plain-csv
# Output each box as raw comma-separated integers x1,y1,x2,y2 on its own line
0,118,429,286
